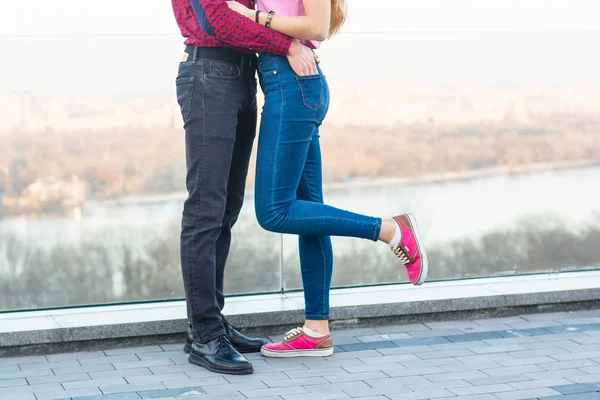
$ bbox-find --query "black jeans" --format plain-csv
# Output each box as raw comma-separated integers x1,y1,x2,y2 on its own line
176,46,258,343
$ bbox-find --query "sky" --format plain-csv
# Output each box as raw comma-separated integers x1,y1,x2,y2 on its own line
1,0,599,97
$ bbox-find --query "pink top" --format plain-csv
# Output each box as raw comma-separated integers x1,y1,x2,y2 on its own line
256,0,321,49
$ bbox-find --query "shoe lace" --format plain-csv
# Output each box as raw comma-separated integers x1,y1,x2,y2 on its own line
392,244,411,265
283,327,304,341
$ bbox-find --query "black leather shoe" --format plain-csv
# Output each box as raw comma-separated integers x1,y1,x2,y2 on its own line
188,335,253,375
225,323,268,353
184,323,267,354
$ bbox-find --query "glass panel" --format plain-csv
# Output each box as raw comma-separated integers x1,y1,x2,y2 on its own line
0,32,281,311
284,30,600,290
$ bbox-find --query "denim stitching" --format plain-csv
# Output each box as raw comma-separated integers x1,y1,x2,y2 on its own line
190,70,208,342
295,75,324,111
301,169,329,320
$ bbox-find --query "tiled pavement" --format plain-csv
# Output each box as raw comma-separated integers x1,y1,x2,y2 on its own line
3,310,600,400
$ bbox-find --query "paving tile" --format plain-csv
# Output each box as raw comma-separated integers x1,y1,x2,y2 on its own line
330,328,379,338
200,381,267,395
357,333,412,343
125,373,191,384
222,371,289,383
496,356,555,367
539,393,600,400
416,349,475,359
20,360,81,372
0,356,47,366
342,362,406,374
440,361,502,372
113,359,175,370
0,365,20,374
410,329,466,338
383,366,446,377
79,355,140,366
1,383,63,395
493,387,562,399
469,345,527,354
0,376,26,388
386,389,457,399
163,378,226,389
405,379,473,391
538,359,598,370
104,346,164,356
285,367,346,378
0,368,54,380
375,324,430,334
337,341,398,352
0,394,35,400
552,382,600,394
35,387,103,400
282,392,349,400
448,396,497,400
424,370,489,382
361,354,419,364
53,363,115,375
322,371,388,383
509,378,573,389
68,393,143,400
137,387,204,398
63,377,127,390
243,385,309,398
68,393,142,400
28,373,92,385
568,373,600,383
393,337,452,348
444,333,504,343
482,365,544,377
90,368,153,380
525,368,587,380
46,351,106,362
99,382,167,394
465,375,531,386
448,383,515,396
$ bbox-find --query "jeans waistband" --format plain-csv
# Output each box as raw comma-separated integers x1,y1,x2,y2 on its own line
185,45,257,71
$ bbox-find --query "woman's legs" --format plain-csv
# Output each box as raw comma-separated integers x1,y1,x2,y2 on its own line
296,127,333,335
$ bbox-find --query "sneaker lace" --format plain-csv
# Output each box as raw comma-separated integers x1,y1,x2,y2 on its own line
283,327,304,341
392,245,411,265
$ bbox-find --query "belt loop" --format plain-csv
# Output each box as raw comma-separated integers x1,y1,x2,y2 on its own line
192,46,199,63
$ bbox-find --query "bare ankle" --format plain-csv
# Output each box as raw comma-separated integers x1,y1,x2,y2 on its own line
304,320,330,335
378,218,396,243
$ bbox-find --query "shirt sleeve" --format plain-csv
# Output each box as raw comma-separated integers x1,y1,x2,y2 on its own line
189,0,292,55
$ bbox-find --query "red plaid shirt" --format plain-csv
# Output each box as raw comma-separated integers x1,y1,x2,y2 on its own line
172,0,292,56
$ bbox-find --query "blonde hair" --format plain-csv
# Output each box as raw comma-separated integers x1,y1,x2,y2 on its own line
329,0,347,37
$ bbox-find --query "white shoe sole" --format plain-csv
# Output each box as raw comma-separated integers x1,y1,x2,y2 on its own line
261,347,334,358
406,213,428,286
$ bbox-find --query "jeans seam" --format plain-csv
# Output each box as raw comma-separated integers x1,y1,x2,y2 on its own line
372,218,382,242
190,73,209,341
271,57,284,210
302,171,328,321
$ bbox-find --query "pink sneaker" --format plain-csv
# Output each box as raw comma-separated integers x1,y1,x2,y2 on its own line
261,328,334,358
391,213,428,286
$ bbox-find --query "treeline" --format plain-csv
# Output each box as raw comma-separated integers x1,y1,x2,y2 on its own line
1,114,599,200
1,216,599,311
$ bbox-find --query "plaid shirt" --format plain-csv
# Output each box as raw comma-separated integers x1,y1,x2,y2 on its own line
172,0,292,56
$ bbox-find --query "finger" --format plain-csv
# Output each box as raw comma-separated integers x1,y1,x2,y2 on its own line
314,54,321,64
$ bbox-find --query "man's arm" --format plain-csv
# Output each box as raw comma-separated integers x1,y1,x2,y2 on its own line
187,0,292,55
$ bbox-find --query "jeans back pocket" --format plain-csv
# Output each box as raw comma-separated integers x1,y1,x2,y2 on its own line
296,75,325,111
176,75,195,123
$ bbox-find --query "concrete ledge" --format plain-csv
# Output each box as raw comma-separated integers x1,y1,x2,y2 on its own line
1,271,600,354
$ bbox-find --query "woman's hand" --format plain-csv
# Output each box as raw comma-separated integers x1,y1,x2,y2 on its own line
226,1,253,19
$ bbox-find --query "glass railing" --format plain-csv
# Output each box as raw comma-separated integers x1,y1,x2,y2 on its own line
1,27,599,311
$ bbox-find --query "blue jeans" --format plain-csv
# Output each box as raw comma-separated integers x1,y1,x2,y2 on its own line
255,54,382,320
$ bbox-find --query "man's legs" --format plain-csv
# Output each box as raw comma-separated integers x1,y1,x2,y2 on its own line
215,100,257,312
178,55,247,344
